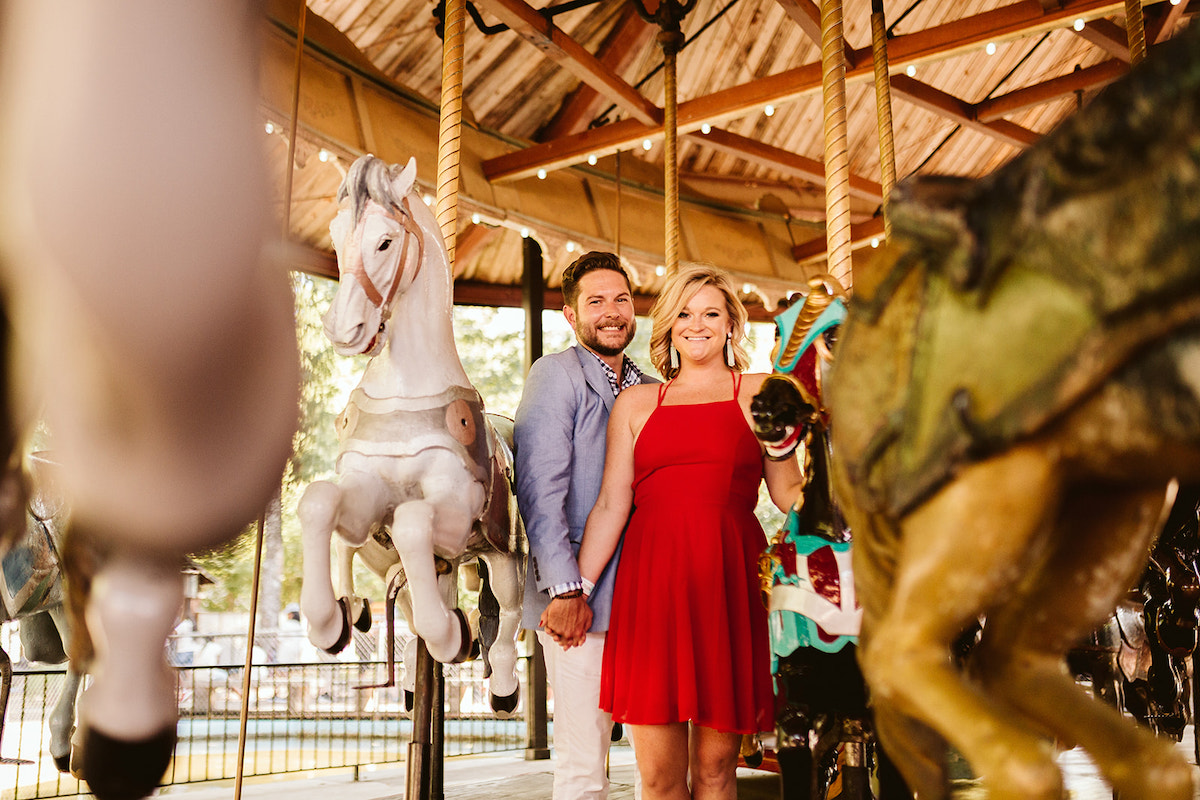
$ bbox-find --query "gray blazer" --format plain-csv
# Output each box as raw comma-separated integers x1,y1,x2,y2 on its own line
514,346,657,631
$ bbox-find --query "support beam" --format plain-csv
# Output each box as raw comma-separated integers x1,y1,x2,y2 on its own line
773,0,859,67
484,0,1131,182
791,216,886,264
772,0,822,44
888,75,1040,149
689,127,883,203
1073,18,1131,61
473,0,661,126
540,6,656,139
974,58,1126,121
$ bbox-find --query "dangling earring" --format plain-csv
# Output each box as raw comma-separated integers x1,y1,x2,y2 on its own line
725,333,736,368
669,343,680,371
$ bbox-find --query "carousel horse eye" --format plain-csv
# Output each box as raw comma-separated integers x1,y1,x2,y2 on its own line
378,238,392,251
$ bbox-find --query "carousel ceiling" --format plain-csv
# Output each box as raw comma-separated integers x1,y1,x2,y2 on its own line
263,0,1195,315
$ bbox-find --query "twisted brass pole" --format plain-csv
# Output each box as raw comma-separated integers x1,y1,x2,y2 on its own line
436,0,467,267
870,0,897,241
820,0,853,288
1125,0,1147,66
661,30,684,275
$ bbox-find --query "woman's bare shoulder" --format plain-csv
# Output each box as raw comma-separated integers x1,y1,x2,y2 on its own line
739,371,774,393
617,381,660,405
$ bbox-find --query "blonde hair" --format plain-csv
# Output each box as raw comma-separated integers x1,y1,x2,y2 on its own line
648,264,750,379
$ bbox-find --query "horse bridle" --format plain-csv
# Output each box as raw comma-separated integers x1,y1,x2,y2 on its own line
341,195,425,320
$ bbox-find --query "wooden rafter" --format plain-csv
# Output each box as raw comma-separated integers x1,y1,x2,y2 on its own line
1149,0,1190,43
471,0,662,126
1073,18,1131,60
791,216,886,264
889,74,1039,149
773,0,859,67
540,5,656,139
975,58,1126,121
483,0,1143,183
690,127,884,204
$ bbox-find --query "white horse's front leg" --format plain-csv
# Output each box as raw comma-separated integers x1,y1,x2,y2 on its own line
77,549,180,800
478,551,522,713
299,472,388,652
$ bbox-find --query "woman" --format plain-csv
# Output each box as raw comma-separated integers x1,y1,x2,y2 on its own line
576,264,804,800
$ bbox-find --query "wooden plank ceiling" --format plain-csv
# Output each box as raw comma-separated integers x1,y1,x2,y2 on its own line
268,0,1195,313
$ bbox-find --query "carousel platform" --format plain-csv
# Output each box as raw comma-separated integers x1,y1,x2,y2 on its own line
155,737,1200,800
154,744,778,800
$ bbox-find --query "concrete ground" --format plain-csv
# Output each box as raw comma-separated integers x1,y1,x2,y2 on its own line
154,735,1200,800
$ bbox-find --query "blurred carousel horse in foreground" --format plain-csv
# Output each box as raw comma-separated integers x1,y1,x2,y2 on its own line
298,154,524,712
0,454,82,773
826,24,1200,800
0,3,300,799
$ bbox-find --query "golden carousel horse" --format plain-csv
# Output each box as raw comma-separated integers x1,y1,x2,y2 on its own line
826,25,1200,800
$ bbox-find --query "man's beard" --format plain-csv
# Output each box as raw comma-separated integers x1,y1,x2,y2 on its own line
578,319,634,357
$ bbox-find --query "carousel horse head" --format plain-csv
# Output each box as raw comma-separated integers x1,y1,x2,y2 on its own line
751,277,847,460
324,154,431,356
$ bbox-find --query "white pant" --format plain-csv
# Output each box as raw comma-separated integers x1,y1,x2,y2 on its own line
539,630,613,800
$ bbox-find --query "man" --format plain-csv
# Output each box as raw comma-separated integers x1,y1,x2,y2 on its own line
514,251,656,800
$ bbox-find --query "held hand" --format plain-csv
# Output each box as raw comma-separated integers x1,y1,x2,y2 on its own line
540,596,593,649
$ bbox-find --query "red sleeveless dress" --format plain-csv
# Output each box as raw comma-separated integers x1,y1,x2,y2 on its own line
599,372,774,734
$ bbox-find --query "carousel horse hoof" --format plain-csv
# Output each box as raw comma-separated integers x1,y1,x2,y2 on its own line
322,597,354,655
53,752,70,773
611,722,623,742
404,690,415,712
352,600,372,632
490,686,519,716
451,607,472,663
80,724,176,800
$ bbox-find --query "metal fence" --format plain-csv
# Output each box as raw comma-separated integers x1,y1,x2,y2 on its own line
0,648,540,800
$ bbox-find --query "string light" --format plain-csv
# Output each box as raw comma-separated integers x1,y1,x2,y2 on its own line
318,149,331,162
471,213,481,225
655,265,666,277
536,169,547,180
264,121,275,134
566,241,577,253
701,123,712,134
587,154,598,166
1073,18,1085,31
871,237,880,248
520,227,530,238
764,105,775,117
642,139,653,151
906,65,916,77
985,42,996,56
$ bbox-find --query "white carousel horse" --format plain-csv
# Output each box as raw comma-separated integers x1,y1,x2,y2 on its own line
0,454,81,774
0,3,300,799
298,154,524,711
